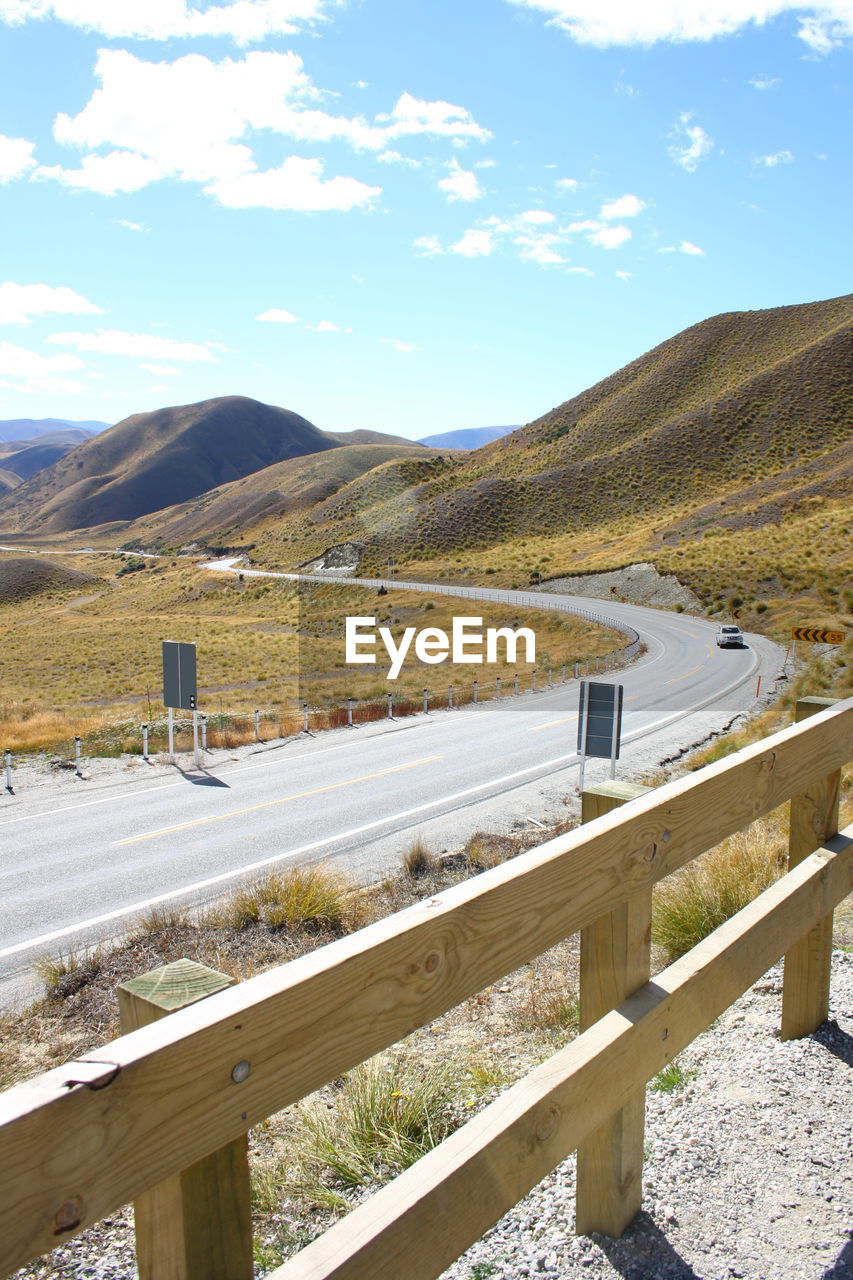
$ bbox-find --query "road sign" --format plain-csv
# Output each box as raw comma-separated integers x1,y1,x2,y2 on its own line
578,681,624,759
731,608,741,619
791,626,846,645
163,640,197,710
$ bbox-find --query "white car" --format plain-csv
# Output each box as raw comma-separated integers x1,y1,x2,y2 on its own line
716,624,745,648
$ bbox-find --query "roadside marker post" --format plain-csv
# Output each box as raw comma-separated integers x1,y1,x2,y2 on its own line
577,680,624,793
496,677,501,700
448,684,454,709
201,714,207,753
193,710,200,769
423,688,429,714
302,702,309,733
531,668,537,691
473,679,478,704
514,673,519,695
387,693,393,720
253,709,261,741
347,697,354,727
74,735,82,778
5,749,12,793
142,723,148,760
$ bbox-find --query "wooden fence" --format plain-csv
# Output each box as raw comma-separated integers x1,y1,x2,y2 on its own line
0,696,850,1279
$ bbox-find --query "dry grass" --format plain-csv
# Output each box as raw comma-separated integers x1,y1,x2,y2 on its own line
206,865,355,934
652,813,788,962
401,835,438,880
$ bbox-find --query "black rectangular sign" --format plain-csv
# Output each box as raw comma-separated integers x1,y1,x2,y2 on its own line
162,640,197,710
577,680,623,760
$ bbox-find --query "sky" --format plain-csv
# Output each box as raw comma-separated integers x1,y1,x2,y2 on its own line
0,0,851,440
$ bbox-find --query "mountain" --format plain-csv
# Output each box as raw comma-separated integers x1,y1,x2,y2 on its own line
1,443,78,480
123,442,437,547
323,428,426,448
0,418,108,443
0,395,338,533
417,426,519,449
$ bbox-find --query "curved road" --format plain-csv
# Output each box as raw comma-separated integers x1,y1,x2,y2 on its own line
0,567,784,1001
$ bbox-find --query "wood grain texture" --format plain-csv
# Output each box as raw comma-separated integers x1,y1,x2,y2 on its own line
0,699,850,1276
118,961,253,1280
781,698,841,1040
264,830,852,1280
577,782,652,1238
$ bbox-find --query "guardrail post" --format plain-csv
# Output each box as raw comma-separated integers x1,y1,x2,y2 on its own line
576,780,653,1239
118,959,253,1280
781,697,840,1040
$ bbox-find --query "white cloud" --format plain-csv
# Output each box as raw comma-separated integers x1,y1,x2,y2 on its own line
256,307,300,323
748,74,781,88
555,176,579,190
307,319,338,332
449,228,495,257
437,157,483,202
145,383,169,393
115,218,148,231
0,374,87,394
755,149,794,165
36,49,487,210
668,111,714,171
37,150,164,194
660,240,705,255
599,192,646,219
140,363,182,375
0,132,36,181
207,157,380,211
0,0,334,43
0,282,104,326
413,234,443,256
376,149,421,166
616,270,632,282
519,209,556,224
504,1,853,54
47,329,217,360
587,224,631,248
380,92,491,144
475,158,497,168
567,266,594,276
0,340,83,377
379,338,414,352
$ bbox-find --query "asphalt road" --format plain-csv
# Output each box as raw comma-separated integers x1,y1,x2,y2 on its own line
0,573,784,1004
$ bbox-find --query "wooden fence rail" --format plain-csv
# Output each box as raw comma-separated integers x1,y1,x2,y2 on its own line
0,696,850,1278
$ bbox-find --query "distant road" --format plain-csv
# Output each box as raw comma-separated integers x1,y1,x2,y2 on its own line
0,565,784,1003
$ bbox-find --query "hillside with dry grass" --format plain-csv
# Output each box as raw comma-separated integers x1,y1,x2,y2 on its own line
119,442,439,549
0,396,340,534
227,294,851,631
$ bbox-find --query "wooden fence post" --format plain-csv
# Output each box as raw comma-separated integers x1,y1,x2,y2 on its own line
118,958,254,1280
781,697,840,1040
575,780,652,1239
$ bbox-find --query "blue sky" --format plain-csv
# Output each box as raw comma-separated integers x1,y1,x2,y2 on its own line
0,0,850,439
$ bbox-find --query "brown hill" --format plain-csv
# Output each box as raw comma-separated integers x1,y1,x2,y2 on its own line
125,442,438,547
273,294,852,560
0,396,337,533
0,556,97,604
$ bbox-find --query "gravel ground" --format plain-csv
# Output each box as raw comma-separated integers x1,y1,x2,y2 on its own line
13,951,852,1280
441,953,853,1280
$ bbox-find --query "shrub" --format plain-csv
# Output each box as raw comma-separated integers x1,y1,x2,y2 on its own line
402,835,438,879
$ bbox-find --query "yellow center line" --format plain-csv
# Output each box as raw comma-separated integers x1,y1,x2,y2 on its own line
115,756,442,846
664,663,704,686
531,714,579,732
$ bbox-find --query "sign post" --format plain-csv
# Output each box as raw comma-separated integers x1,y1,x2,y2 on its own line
577,681,624,792
162,641,198,766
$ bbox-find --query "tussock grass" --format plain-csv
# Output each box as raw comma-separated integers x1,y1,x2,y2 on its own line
652,815,787,962
401,835,438,879
650,1058,697,1093
209,864,353,935
290,1051,464,1206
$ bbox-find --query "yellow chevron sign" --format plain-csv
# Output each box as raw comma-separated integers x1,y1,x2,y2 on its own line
791,626,846,645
